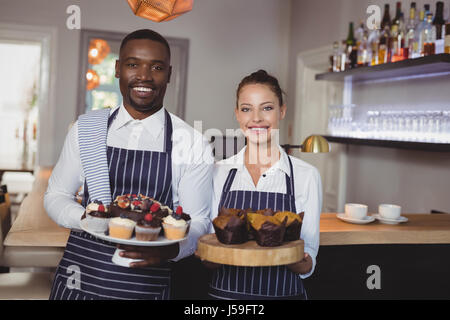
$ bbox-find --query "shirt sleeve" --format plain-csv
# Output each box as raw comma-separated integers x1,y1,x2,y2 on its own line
297,166,323,279
209,162,227,233
170,133,214,261
44,122,85,229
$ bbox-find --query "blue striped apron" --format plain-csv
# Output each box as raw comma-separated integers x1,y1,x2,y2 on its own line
209,156,307,300
50,107,174,300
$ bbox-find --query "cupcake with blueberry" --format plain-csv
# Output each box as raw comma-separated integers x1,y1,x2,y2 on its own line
162,206,191,240
85,200,110,233
135,213,162,241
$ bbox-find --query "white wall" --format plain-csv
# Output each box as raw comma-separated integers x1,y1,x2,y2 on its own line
0,0,291,166
288,0,450,213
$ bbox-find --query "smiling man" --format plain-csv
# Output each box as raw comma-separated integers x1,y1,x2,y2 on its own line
44,29,214,300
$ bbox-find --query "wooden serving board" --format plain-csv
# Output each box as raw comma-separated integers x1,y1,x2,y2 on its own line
197,234,304,267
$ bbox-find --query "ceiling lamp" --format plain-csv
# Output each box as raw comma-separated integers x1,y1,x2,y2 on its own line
127,0,194,22
86,69,100,90
88,39,110,65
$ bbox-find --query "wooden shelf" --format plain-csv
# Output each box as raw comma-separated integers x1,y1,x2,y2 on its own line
315,53,450,82
324,135,450,152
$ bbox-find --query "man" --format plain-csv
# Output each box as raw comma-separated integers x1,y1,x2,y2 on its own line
44,29,213,300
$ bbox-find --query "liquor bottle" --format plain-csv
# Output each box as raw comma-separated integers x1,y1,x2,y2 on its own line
332,41,340,72
398,13,408,60
391,13,407,62
356,21,369,66
445,23,450,54
346,22,357,69
416,4,430,58
433,1,445,54
405,2,418,59
368,28,380,65
391,1,402,27
379,4,392,64
422,13,436,56
381,4,391,31
340,40,347,71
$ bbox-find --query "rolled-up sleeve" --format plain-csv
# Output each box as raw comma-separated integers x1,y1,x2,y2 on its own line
44,122,85,229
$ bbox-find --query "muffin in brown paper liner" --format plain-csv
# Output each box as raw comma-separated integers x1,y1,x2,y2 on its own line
213,208,248,244
274,211,304,241
247,213,287,247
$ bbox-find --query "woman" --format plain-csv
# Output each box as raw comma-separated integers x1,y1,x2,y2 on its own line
206,70,322,300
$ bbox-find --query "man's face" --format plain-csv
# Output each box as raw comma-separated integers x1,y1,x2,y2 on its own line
115,39,171,114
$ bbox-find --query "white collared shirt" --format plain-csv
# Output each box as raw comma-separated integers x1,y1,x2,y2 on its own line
211,145,322,278
44,104,214,261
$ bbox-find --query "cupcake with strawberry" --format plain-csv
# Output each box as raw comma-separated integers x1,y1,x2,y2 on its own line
85,200,110,233
162,206,191,240
135,213,162,241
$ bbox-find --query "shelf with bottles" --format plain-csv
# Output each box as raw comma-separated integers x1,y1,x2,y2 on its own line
325,103,450,151
316,52,450,81
320,1,450,82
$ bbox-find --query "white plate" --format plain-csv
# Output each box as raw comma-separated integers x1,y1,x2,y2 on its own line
80,219,187,247
336,213,376,224
373,214,408,225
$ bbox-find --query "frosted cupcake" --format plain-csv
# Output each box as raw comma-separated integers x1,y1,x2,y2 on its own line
108,216,136,239
162,206,190,240
135,213,162,241
85,201,110,233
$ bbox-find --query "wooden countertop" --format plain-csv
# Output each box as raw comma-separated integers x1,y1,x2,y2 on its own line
4,167,70,247
319,213,450,245
4,168,450,248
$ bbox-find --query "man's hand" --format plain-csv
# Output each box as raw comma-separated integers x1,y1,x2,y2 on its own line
117,243,179,268
287,253,312,275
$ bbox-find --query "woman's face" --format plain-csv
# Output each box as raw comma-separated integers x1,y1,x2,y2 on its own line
235,83,286,146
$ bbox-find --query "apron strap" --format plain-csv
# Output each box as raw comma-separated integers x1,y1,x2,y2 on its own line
163,110,173,154
285,155,296,198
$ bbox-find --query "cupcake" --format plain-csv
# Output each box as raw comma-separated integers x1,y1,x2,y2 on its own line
135,213,162,241
162,206,190,240
274,211,303,241
247,213,287,247
85,200,110,233
213,207,248,244
108,215,136,239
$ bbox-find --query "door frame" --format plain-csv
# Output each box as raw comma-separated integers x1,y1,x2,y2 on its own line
0,23,58,167
294,45,348,212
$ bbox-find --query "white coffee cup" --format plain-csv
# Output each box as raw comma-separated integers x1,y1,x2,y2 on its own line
345,203,368,220
379,204,401,220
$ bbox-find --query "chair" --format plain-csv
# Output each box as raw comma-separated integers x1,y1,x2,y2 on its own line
0,187,53,300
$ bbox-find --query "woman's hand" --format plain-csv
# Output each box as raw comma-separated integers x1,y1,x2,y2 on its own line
287,253,312,275
117,243,179,268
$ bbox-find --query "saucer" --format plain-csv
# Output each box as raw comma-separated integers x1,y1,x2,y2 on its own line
336,213,375,225
373,214,408,225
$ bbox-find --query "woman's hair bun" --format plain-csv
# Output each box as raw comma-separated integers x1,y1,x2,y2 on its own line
236,69,284,106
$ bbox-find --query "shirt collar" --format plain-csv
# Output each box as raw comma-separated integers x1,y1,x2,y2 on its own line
112,103,165,139
224,144,291,176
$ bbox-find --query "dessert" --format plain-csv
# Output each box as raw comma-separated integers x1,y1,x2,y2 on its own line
135,213,162,241
274,211,303,241
213,207,248,244
110,194,171,222
162,206,190,240
85,200,110,233
247,212,287,247
108,215,136,239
